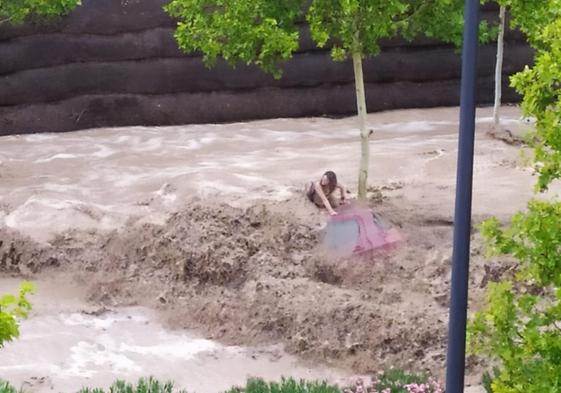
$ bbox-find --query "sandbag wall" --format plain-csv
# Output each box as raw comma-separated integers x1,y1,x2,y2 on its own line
0,0,533,135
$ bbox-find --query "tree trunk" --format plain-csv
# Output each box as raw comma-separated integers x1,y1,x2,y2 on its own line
352,50,369,199
493,5,506,126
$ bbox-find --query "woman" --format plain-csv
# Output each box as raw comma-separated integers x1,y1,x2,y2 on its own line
306,170,346,216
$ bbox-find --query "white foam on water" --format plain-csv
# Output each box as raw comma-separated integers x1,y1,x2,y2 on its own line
292,128,356,140
153,190,178,203
152,166,199,177
197,180,249,194
200,136,217,144
120,337,218,359
91,144,117,158
61,313,144,330
99,167,196,189
43,183,84,193
233,173,269,184
228,133,261,143
196,161,221,169
33,153,79,163
65,340,141,376
113,135,135,144
477,116,531,125
7,196,108,216
378,120,442,132
243,185,294,202
175,140,202,150
112,173,148,188
23,134,56,142
0,307,227,383
4,197,67,227
3,196,122,241
269,187,293,200
134,137,164,152
0,364,43,371
232,161,258,169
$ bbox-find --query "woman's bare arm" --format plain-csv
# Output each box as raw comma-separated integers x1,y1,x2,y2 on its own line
313,182,337,215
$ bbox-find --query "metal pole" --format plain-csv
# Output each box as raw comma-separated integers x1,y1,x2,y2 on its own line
445,1,480,392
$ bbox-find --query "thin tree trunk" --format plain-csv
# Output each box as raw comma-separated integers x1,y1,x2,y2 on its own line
352,49,369,199
493,5,506,126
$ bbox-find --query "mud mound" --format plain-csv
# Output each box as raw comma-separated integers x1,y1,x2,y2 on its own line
69,202,321,287
1,197,496,377
0,228,60,274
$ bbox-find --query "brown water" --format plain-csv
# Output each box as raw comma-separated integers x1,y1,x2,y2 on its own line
0,106,541,393
0,277,347,393
0,106,545,243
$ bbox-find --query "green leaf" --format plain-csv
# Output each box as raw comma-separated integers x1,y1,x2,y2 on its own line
165,0,302,78
0,0,81,25
510,16,561,190
0,282,34,347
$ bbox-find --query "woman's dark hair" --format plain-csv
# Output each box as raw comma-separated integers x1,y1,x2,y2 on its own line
323,170,337,194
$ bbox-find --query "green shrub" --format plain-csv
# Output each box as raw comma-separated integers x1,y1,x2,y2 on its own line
226,378,339,393
467,11,561,393
0,282,34,348
0,380,23,393
77,377,187,393
481,368,501,393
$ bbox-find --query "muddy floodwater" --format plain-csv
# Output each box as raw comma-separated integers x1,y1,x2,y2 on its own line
0,277,347,393
0,107,547,393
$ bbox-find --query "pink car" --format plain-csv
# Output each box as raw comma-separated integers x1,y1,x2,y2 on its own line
323,208,401,256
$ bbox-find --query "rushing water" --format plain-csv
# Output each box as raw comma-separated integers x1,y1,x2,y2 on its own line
0,278,346,393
